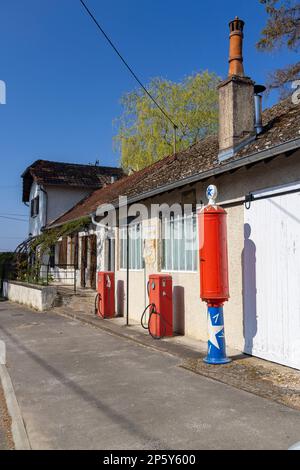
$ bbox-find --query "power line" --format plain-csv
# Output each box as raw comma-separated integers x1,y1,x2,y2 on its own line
0,216,27,222
79,0,179,153
0,213,27,218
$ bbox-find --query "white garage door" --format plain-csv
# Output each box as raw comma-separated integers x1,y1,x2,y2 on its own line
243,184,300,369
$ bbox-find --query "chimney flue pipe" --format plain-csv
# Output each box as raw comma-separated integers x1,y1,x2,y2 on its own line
254,84,266,135
228,17,245,77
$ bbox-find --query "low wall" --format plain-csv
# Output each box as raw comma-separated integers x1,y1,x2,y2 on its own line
2,281,57,312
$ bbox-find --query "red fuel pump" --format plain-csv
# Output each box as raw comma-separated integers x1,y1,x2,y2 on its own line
198,205,229,305
141,274,173,339
198,184,231,364
95,271,115,318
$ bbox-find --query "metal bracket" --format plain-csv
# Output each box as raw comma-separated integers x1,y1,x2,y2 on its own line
244,193,254,210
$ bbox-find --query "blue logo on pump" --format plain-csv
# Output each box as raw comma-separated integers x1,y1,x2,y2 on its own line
206,185,218,205
203,306,231,364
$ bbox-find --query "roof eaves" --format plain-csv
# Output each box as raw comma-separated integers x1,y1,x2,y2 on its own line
117,136,300,208
46,135,300,230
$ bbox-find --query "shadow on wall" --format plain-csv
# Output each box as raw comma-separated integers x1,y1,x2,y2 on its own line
173,285,185,335
117,280,125,317
242,223,257,354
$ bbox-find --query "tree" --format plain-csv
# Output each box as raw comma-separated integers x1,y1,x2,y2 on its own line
114,71,220,171
257,0,300,95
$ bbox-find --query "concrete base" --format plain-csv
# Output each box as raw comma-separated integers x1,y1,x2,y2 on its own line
2,281,57,312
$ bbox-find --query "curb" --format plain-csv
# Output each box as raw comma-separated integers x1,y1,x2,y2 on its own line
0,364,31,450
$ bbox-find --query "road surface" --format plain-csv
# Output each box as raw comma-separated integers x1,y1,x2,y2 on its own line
0,300,300,450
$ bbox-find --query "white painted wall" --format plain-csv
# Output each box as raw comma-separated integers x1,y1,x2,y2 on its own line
46,186,91,226
3,281,57,311
28,182,92,236
28,181,46,237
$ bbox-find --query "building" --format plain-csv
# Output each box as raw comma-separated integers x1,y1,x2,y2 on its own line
42,18,300,369
21,159,124,237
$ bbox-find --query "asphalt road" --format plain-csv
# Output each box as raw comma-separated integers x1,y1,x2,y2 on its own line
0,301,300,450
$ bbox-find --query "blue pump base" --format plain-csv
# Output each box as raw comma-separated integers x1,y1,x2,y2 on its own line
203,356,231,365
203,305,231,365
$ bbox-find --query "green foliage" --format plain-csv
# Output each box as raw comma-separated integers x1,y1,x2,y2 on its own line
257,0,300,94
0,252,15,280
29,217,90,257
16,217,90,284
0,252,14,267
114,71,220,171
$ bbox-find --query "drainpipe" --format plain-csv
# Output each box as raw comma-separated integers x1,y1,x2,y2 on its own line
39,186,48,229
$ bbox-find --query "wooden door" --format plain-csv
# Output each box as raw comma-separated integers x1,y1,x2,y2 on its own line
89,234,97,290
81,236,88,288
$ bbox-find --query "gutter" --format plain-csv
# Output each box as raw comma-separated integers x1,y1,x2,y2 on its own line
48,136,300,229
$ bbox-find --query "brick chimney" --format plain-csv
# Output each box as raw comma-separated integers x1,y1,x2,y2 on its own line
218,17,255,161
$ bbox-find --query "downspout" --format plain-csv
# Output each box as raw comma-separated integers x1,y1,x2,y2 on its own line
39,186,48,229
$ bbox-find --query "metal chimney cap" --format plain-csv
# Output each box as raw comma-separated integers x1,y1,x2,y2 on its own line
254,84,266,95
229,17,245,31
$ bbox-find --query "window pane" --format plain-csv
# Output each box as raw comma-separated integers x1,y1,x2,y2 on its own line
162,214,197,272
120,223,143,270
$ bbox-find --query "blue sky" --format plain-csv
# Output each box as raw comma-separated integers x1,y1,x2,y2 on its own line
0,0,296,251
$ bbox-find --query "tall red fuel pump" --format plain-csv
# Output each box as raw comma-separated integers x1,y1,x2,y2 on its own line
95,271,115,319
198,185,231,364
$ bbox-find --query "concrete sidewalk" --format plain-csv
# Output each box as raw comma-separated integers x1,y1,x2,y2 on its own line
1,301,300,450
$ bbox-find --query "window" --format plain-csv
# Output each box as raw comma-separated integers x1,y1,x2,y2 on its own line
30,196,39,217
162,214,197,272
120,223,144,270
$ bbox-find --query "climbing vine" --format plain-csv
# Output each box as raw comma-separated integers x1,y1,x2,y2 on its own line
17,216,91,284
29,216,91,256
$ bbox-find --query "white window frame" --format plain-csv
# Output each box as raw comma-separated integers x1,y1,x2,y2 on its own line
161,213,198,273
119,223,144,271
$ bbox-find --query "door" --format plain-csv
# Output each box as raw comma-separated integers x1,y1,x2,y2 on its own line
81,236,88,288
243,184,300,369
89,234,97,290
